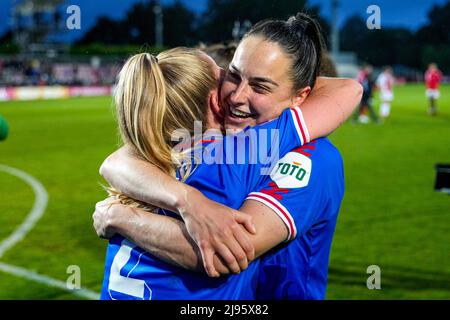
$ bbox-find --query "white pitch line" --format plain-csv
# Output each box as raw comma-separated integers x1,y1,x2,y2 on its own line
0,262,99,300
0,164,100,299
0,164,48,258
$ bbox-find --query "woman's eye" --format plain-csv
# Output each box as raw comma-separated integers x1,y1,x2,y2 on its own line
253,85,269,93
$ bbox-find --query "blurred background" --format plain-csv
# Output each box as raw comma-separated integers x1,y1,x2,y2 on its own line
0,0,448,299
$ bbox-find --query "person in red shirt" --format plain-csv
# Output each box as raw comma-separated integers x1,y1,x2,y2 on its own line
425,63,443,116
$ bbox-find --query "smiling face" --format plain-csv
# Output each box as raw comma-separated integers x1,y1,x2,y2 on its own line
220,36,305,130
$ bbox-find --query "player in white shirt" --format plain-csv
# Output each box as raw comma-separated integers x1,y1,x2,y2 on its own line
376,66,395,119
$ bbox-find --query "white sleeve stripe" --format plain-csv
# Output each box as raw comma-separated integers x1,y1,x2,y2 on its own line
290,108,304,145
293,107,311,143
299,109,310,143
246,192,297,241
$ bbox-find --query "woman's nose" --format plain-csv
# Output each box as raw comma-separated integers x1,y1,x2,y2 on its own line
230,82,248,105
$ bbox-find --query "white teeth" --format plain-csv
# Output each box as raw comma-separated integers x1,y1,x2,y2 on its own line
230,108,252,118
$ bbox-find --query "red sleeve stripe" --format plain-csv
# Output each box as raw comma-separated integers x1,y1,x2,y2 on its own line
290,107,310,145
246,192,297,241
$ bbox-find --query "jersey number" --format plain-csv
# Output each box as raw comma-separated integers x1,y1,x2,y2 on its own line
108,239,152,300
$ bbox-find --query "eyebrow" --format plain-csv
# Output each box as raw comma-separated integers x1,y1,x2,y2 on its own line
230,64,279,87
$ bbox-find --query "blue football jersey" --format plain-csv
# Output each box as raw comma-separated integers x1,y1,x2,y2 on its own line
246,138,345,300
100,106,310,300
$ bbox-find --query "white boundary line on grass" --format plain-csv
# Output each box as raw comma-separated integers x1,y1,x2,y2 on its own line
0,164,100,299
0,262,99,300
0,164,48,258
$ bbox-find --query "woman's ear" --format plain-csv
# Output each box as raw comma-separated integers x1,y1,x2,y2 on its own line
292,86,311,107
206,90,224,129
209,89,223,119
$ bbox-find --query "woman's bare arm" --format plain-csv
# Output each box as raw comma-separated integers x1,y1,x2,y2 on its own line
100,150,256,275
93,197,285,277
93,198,231,276
301,77,363,141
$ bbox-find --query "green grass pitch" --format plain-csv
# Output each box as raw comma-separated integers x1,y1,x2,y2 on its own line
0,84,449,299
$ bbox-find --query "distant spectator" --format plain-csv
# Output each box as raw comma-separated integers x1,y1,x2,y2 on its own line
425,63,443,116
376,66,395,119
353,64,379,124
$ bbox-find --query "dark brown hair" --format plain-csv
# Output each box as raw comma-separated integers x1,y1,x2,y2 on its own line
245,12,325,90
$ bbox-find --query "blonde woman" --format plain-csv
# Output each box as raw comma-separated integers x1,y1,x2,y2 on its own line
95,15,362,300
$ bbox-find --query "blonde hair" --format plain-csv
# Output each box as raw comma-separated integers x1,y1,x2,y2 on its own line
109,47,216,210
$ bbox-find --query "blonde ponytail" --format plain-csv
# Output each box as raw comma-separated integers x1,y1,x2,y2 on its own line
109,48,216,211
